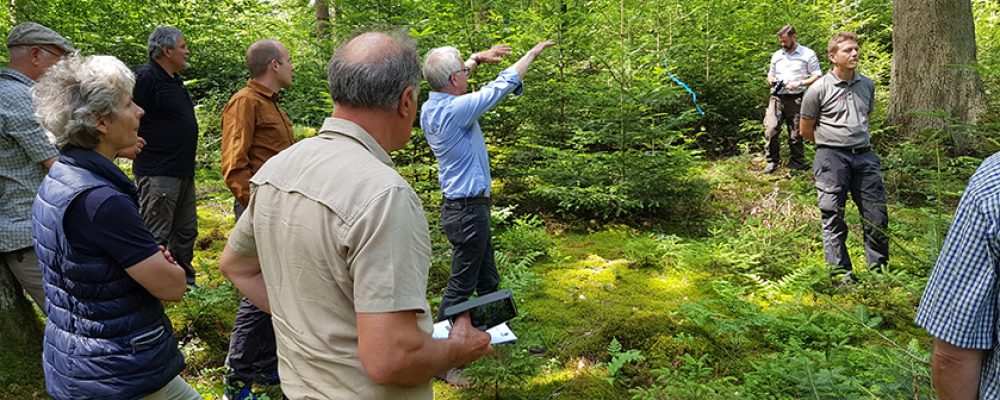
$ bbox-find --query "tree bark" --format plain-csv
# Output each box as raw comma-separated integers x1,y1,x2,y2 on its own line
0,263,44,397
887,0,985,153
315,0,332,39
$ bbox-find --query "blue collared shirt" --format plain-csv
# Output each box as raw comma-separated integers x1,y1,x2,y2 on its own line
420,68,523,200
915,151,1000,398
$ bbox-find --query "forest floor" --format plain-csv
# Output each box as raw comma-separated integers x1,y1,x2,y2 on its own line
155,149,955,400
0,149,952,399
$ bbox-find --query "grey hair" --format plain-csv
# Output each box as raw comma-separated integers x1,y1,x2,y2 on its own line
148,26,183,60
327,30,421,110
7,45,30,59
423,46,462,91
31,55,135,150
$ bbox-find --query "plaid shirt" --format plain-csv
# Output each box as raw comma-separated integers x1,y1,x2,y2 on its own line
916,151,1000,398
0,67,58,252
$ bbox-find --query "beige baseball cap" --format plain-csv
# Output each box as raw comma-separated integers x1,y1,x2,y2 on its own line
6,22,75,53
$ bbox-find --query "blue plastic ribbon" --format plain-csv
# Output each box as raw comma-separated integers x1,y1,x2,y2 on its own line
663,60,704,115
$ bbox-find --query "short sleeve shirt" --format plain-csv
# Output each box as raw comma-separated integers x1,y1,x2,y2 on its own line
227,118,433,400
800,71,875,148
0,67,59,252
915,152,1000,398
768,44,823,95
65,187,160,268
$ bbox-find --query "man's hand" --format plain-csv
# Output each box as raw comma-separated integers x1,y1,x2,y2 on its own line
116,137,146,159
786,80,802,91
529,40,556,56
448,313,494,365
475,44,512,64
159,245,177,265
512,39,556,78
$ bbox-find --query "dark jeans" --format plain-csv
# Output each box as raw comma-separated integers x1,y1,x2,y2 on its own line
137,175,198,285
764,94,806,166
437,198,500,321
225,200,278,385
813,146,889,272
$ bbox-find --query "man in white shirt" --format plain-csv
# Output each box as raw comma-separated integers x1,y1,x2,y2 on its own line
763,25,822,173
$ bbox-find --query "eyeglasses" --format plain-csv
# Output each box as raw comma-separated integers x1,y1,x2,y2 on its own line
37,46,66,58
452,67,471,77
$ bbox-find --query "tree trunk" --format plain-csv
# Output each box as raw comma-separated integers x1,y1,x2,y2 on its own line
887,0,985,154
0,263,44,397
315,0,332,39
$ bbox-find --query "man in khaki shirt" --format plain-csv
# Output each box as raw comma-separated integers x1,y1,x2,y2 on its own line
219,38,295,398
219,30,493,399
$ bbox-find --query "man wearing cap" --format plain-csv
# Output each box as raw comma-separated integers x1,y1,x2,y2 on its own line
801,32,888,284
132,26,199,287
1,22,74,313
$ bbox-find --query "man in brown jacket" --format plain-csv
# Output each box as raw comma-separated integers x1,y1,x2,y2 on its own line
219,38,294,399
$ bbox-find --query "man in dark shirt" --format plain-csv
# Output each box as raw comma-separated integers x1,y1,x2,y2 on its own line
133,26,199,286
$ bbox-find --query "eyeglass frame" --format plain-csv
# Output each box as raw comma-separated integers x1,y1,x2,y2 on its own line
36,45,66,58
451,67,471,77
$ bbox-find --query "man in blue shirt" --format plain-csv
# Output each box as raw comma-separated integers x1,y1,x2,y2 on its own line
915,152,1000,399
420,39,554,324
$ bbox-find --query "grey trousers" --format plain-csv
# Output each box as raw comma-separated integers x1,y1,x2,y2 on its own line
137,176,198,285
813,147,889,271
763,94,806,166
1,247,46,314
138,375,201,400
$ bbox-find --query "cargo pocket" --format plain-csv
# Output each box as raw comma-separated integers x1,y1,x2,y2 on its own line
814,161,843,214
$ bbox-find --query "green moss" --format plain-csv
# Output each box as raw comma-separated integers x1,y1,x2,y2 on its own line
0,304,45,399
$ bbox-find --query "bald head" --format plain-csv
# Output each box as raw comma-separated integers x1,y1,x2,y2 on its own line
327,30,421,110
247,39,287,78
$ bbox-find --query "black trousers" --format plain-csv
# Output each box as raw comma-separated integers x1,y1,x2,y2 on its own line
225,200,278,385
437,198,500,321
763,94,806,166
813,146,889,272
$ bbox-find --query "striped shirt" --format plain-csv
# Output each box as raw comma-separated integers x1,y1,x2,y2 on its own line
0,67,59,252
915,152,1000,398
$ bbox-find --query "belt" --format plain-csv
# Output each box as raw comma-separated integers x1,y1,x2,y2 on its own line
818,145,870,154
443,196,490,206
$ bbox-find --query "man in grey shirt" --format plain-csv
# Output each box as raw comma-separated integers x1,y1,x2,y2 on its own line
0,22,74,312
800,31,888,283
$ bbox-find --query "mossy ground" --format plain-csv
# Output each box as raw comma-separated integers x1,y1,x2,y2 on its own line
6,152,960,399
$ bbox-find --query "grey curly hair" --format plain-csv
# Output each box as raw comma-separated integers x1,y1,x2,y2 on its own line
31,55,135,150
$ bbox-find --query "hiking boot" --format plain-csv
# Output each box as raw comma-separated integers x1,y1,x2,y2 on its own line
763,162,778,174
789,161,808,170
223,384,257,400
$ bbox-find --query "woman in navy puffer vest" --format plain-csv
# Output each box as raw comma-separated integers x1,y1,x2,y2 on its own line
30,55,199,399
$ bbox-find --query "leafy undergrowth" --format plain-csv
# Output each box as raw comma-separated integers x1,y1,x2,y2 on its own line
435,154,953,400
161,153,962,399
